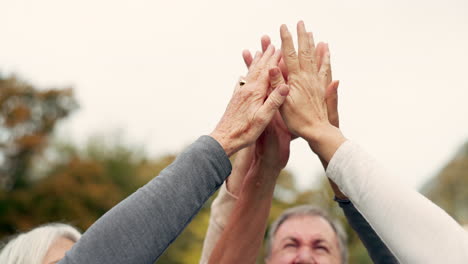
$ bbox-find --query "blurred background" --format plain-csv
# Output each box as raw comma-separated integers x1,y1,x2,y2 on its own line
1,0,467,263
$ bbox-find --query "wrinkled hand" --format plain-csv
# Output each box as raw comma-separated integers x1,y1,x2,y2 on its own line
240,25,345,199
278,21,332,141
210,45,290,157
239,41,293,170
227,80,291,196
243,35,340,130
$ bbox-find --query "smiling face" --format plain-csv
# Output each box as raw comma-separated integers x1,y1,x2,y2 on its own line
266,215,342,264
42,237,75,264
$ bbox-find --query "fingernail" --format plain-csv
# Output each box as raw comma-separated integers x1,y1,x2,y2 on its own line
278,85,289,96
269,68,280,76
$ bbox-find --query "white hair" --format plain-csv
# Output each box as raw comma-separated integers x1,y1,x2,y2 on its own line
265,205,348,264
0,223,81,264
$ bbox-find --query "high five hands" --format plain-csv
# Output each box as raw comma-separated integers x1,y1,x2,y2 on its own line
211,21,346,163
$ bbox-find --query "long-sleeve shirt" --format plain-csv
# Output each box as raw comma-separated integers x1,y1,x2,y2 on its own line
200,182,397,263
327,140,468,263
59,135,232,264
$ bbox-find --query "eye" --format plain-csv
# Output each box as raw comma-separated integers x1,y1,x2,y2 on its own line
284,243,297,249
314,244,330,253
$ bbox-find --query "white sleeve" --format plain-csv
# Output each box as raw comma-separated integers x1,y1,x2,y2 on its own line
199,182,238,264
326,140,468,264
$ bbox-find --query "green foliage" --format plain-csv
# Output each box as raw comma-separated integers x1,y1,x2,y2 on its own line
422,141,468,225
0,135,176,239
1,71,466,263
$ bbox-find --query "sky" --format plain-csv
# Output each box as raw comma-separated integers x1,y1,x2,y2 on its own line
2,0,468,190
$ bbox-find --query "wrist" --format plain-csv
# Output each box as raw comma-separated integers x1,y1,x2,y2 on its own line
251,155,284,175
242,163,280,193
209,130,237,157
304,123,347,163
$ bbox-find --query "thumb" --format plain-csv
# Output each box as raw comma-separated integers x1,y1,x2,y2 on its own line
257,84,289,126
325,80,340,128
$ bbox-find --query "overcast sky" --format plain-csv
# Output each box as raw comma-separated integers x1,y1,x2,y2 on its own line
2,0,468,190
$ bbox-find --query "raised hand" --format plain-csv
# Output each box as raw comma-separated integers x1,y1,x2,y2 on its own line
243,35,340,131
279,21,331,140
278,21,346,162
210,45,289,157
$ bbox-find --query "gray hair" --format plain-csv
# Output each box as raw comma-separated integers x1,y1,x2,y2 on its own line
0,223,81,264
265,205,348,264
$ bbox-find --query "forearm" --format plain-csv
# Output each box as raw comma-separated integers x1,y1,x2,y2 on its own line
226,147,255,196
199,183,238,264
208,164,279,264
200,148,255,264
59,136,232,264
328,141,468,263
319,156,348,200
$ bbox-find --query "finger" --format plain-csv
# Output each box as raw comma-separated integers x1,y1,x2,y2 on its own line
325,80,340,127
261,35,271,52
318,51,331,90
278,57,289,81
315,42,326,71
257,44,275,66
267,49,282,71
256,84,290,128
242,49,253,69
248,44,275,82
248,51,262,71
280,24,300,74
315,42,332,84
297,21,314,73
264,50,282,90
324,43,332,83
307,32,318,73
258,45,278,84
269,67,286,90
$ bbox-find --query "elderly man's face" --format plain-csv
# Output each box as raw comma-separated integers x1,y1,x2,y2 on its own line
266,215,341,264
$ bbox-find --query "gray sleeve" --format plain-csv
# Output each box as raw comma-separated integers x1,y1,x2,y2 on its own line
59,135,232,264
337,199,399,264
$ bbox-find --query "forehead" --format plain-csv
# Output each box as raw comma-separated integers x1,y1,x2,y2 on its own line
273,215,338,244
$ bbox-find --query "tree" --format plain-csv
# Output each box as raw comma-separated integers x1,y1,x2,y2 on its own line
422,141,468,224
0,74,78,190
0,134,176,239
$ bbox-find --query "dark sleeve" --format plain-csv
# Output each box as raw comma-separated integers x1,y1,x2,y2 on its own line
59,135,232,264
336,198,399,264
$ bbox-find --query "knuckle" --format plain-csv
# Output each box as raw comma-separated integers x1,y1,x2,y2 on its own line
269,94,282,109
282,33,292,42
241,89,254,99
318,69,328,79
285,50,297,59
256,114,268,125
299,50,312,59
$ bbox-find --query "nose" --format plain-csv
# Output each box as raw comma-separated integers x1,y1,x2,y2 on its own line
293,248,316,264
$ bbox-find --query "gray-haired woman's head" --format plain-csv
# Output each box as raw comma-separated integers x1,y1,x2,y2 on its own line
265,205,348,264
0,223,81,264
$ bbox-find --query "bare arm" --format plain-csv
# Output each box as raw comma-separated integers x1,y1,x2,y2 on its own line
208,162,282,264
199,147,253,264
208,47,292,263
